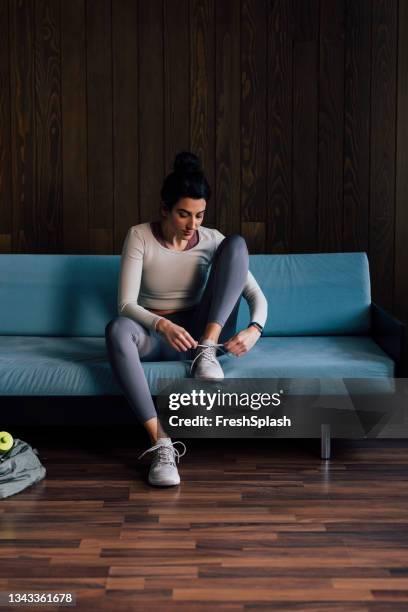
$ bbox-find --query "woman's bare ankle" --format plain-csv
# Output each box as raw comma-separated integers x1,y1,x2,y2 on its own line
201,323,221,343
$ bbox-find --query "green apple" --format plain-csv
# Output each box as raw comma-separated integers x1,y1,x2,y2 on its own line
0,431,14,453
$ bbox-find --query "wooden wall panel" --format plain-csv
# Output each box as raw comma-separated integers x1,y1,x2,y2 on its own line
343,0,371,254
9,0,36,253
267,0,293,254
190,0,215,227
35,0,62,253
138,0,164,224
164,0,190,181
112,0,138,251
87,0,113,254
61,0,88,254
292,0,319,253
395,0,408,348
318,0,344,252
215,0,240,236
241,220,265,254
369,0,397,310
0,0,12,253
241,0,267,246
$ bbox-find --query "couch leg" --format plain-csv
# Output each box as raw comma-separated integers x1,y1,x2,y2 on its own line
321,424,331,460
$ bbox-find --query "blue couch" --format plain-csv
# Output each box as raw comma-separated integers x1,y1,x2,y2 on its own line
0,252,404,456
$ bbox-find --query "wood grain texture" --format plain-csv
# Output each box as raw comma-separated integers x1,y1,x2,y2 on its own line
241,220,265,254
215,0,240,236
138,0,164,224
1,430,408,609
369,0,398,310
164,0,190,177
35,0,62,254
292,0,319,253
395,0,408,329
241,0,267,227
0,233,11,251
61,0,88,254
0,0,12,253
267,0,293,255
112,0,139,253
87,0,113,254
318,0,345,253
9,0,36,253
190,0,215,227
343,0,371,254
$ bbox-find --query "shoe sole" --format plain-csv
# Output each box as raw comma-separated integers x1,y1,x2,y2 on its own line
148,477,180,487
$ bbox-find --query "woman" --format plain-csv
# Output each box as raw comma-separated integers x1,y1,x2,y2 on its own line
105,152,267,487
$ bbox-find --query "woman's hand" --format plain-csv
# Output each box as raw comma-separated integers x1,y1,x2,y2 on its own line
156,318,198,352
223,326,261,357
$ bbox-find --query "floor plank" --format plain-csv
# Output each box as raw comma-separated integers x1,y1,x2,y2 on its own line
1,428,408,611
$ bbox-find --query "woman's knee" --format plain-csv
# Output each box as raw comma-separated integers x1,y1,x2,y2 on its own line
220,234,248,256
105,316,125,339
105,316,143,346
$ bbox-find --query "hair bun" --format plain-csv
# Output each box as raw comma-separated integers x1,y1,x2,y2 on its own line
173,151,202,175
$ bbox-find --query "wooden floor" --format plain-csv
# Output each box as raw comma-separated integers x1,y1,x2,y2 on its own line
1,428,408,611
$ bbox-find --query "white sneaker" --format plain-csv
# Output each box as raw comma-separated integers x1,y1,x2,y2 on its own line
138,438,186,486
190,340,225,380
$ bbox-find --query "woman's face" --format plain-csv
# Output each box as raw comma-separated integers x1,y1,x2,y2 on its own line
161,198,206,239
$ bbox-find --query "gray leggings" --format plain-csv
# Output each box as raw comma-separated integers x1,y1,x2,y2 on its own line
105,234,249,424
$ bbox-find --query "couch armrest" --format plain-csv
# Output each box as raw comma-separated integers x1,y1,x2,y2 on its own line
371,302,405,374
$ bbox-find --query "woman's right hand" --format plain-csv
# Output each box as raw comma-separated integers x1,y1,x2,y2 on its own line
156,318,198,352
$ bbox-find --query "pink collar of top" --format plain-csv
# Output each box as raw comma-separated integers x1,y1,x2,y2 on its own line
150,221,199,251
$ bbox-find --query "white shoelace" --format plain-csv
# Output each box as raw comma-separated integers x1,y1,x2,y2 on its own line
138,440,186,466
190,343,226,374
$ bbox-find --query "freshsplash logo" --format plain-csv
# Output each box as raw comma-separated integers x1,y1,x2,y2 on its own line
168,389,282,411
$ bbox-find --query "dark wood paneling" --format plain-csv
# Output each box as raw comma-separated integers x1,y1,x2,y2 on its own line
34,0,62,253
343,0,371,254
241,0,267,239
112,0,139,252
0,0,12,253
9,0,36,253
292,0,319,253
87,0,113,254
318,0,344,252
369,0,398,310
138,0,164,224
395,0,408,371
267,0,293,254
241,220,265,254
190,0,215,227
61,0,88,254
164,0,190,179
215,0,240,237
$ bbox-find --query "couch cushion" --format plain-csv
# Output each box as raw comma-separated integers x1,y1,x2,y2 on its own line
0,255,119,337
0,252,371,337
237,252,371,335
0,336,189,396
220,336,393,378
0,335,393,397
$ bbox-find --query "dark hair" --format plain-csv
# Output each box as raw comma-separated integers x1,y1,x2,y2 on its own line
160,151,211,210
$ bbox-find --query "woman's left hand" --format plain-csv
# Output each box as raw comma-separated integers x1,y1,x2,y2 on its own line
223,326,261,357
